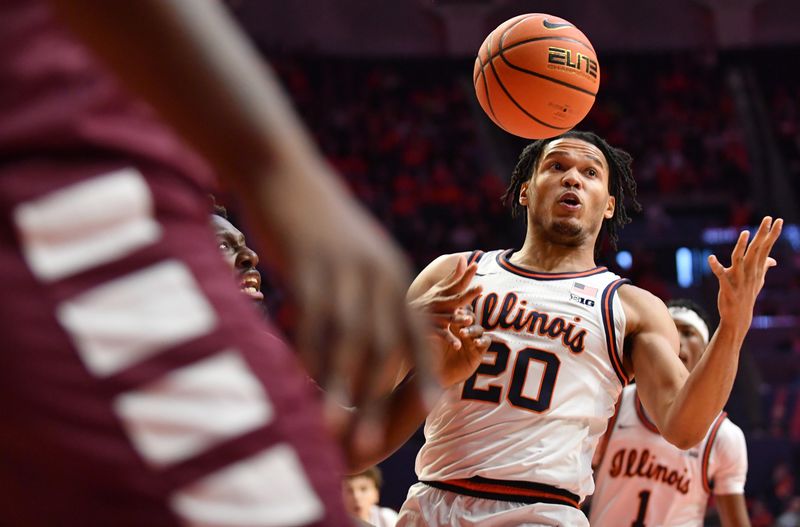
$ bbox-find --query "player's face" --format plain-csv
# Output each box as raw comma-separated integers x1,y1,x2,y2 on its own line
674,320,705,371
520,138,615,247
342,476,379,521
211,215,264,301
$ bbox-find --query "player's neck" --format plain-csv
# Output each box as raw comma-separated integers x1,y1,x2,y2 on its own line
512,232,597,273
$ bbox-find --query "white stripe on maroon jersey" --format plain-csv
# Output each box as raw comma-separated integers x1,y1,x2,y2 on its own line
13,168,161,281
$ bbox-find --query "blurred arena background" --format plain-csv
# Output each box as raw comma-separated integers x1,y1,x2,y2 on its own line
221,1,800,524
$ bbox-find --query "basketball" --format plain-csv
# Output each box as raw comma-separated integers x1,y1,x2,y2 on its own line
474,13,600,139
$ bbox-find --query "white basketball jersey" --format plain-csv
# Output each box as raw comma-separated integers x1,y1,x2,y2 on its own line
589,385,747,527
416,249,630,501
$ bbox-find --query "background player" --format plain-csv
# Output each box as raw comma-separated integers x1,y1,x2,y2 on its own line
210,200,265,303
396,131,782,526
590,298,750,527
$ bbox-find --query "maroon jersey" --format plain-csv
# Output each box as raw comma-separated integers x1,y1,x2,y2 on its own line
0,0,213,190
0,1,352,525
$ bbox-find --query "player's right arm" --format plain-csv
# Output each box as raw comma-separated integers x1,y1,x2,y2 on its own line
47,0,432,459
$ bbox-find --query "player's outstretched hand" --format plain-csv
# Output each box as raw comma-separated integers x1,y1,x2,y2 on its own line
708,216,783,328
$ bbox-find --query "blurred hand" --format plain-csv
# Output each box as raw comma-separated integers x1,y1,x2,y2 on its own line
253,159,431,457
708,216,782,329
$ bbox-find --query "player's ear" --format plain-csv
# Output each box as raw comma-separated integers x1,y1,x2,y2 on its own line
604,195,615,220
519,182,530,206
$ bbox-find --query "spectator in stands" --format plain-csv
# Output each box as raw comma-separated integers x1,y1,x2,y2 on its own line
343,467,399,527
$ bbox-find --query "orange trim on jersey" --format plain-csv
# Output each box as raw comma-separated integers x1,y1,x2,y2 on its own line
467,250,485,265
593,395,623,470
601,278,631,386
425,477,580,508
701,412,727,494
634,392,661,435
497,249,607,280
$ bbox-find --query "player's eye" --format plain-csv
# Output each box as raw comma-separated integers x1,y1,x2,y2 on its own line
218,241,231,251
586,168,598,177
551,162,563,171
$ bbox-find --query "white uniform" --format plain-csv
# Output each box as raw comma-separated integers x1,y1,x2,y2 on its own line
398,249,630,526
589,385,747,527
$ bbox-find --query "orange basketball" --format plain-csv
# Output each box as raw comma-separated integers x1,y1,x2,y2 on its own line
474,13,600,139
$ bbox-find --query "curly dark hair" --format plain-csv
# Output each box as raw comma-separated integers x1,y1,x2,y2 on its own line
209,194,228,218
500,130,641,249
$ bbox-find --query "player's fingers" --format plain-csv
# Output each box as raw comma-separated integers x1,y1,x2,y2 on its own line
755,218,783,264
349,399,386,465
449,308,476,330
431,283,483,313
707,254,726,279
459,323,484,339
438,256,468,290
441,262,479,295
294,261,331,381
402,298,440,409
744,216,772,265
342,276,403,455
448,283,483,308
438,327,462,350
323,267,367,403
729,229,749,267
766,257,777,269
472,335,492,353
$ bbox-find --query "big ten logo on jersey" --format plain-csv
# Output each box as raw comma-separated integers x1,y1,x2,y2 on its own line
547,47,598,80
463,291,588,413
569,281,596,307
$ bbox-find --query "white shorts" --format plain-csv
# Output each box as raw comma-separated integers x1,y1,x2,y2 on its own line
397,482,589,527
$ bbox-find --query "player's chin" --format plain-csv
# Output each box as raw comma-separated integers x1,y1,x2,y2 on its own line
551,218,583,236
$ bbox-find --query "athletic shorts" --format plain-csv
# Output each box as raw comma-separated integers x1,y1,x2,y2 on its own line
0,160,352,527
397,482,589,527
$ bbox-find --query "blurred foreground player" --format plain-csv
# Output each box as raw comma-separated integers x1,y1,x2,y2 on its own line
590,299,750,527
0,0,443,525
397,132,781,526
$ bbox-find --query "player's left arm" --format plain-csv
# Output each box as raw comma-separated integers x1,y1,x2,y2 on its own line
626,217,782,449
712,421,751,527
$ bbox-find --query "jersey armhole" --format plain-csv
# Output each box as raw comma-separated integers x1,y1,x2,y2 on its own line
600,278,631,386
702,412,728,494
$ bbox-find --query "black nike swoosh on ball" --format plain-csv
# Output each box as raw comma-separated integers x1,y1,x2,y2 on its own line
542,19,574,29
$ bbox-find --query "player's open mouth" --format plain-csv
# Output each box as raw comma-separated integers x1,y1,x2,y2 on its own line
239,271,264,300
558,192,582,210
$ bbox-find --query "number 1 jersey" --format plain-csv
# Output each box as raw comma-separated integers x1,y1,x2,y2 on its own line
416,249,630,501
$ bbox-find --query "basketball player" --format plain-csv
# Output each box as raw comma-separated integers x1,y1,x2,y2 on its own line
0,0,452,525
589,298,750,527
396,130,782,526
210,201,265,303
